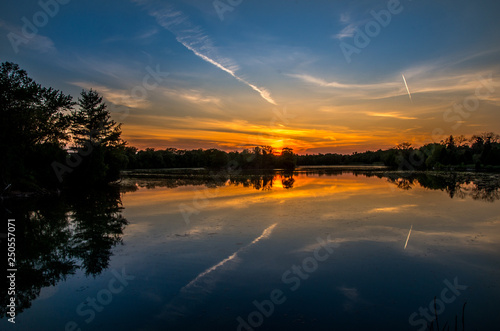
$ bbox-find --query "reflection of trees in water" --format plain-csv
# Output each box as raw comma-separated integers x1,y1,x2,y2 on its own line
386,177,415,190
122,172,281,192
281,174,295,189
123,170,500,201
69,190,128,276
384,172,500,202
229,174,275,190
0,187,127,318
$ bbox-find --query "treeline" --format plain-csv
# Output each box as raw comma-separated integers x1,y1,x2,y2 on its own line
123,146,296,170
125,133,500,172
296,134,500,171
384,134,500,170
2,61,499,194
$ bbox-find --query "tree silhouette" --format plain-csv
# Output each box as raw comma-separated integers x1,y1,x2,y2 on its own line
0,62,73,190
67,89,127,185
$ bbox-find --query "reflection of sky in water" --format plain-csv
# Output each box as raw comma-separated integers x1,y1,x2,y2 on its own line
7,172,500,330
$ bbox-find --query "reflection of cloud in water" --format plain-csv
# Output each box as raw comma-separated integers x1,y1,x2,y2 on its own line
338,286,362,312
339,286,358,301
338,286,372,312
368,204,417,213
156,223,278,322
294,237,340,253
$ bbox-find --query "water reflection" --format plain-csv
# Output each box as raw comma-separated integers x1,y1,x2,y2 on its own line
0,187,127,318
122,170,500,202
382,172,500,201
2,170,500,329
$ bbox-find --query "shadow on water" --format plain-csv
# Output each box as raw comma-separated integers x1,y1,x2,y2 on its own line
0,186,127,318
122,169,500,202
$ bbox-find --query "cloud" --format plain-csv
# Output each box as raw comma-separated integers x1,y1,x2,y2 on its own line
163,87,221,106
287,73,403,100
368,204,418,213
365,112,417,120
121,113,431,153
287,73,399,90
333,23,357,39
287,62,500,102
70,81,151,109
138,3,277,105
0,20,56,54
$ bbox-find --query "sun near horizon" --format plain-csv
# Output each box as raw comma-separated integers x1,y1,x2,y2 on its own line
1,0,499,155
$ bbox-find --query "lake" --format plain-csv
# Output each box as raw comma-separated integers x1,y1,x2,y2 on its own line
2,169,500,330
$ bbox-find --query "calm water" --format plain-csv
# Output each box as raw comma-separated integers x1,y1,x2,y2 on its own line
2,170,500,330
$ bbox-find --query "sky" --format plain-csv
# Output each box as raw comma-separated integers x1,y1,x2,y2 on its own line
1,0,500,154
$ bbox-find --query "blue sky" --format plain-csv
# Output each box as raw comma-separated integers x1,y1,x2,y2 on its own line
1,0,499,153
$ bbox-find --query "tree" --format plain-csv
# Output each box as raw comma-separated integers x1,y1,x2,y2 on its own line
68,90,126,185
278,147,296,170
71,89,123,149
396,142,412,150
0,62,73,190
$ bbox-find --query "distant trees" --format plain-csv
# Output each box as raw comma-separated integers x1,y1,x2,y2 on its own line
124,146,297,170
293,134,500,171
381,133,500,170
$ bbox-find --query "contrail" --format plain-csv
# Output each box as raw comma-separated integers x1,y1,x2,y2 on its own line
145,5,277,106
404,224,413,250
402,74,412,103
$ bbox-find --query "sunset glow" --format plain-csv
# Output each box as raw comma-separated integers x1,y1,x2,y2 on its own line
1,1,499,154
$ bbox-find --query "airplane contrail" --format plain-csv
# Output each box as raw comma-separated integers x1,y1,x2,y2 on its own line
402,74,412,103
404,224,413,250
146,5,277,106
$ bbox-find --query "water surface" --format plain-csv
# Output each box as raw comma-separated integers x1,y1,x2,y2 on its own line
2,170,500,330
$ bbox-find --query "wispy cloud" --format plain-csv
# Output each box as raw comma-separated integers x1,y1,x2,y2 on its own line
287,73,399,90
0,20,56,53
287,73,403,100
122,114,432,153
288,64,500,102
366,112,417,120
368,204,417,213
70,81,150,109
163,87,221,106
333,23,357,39
138,3,277,105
